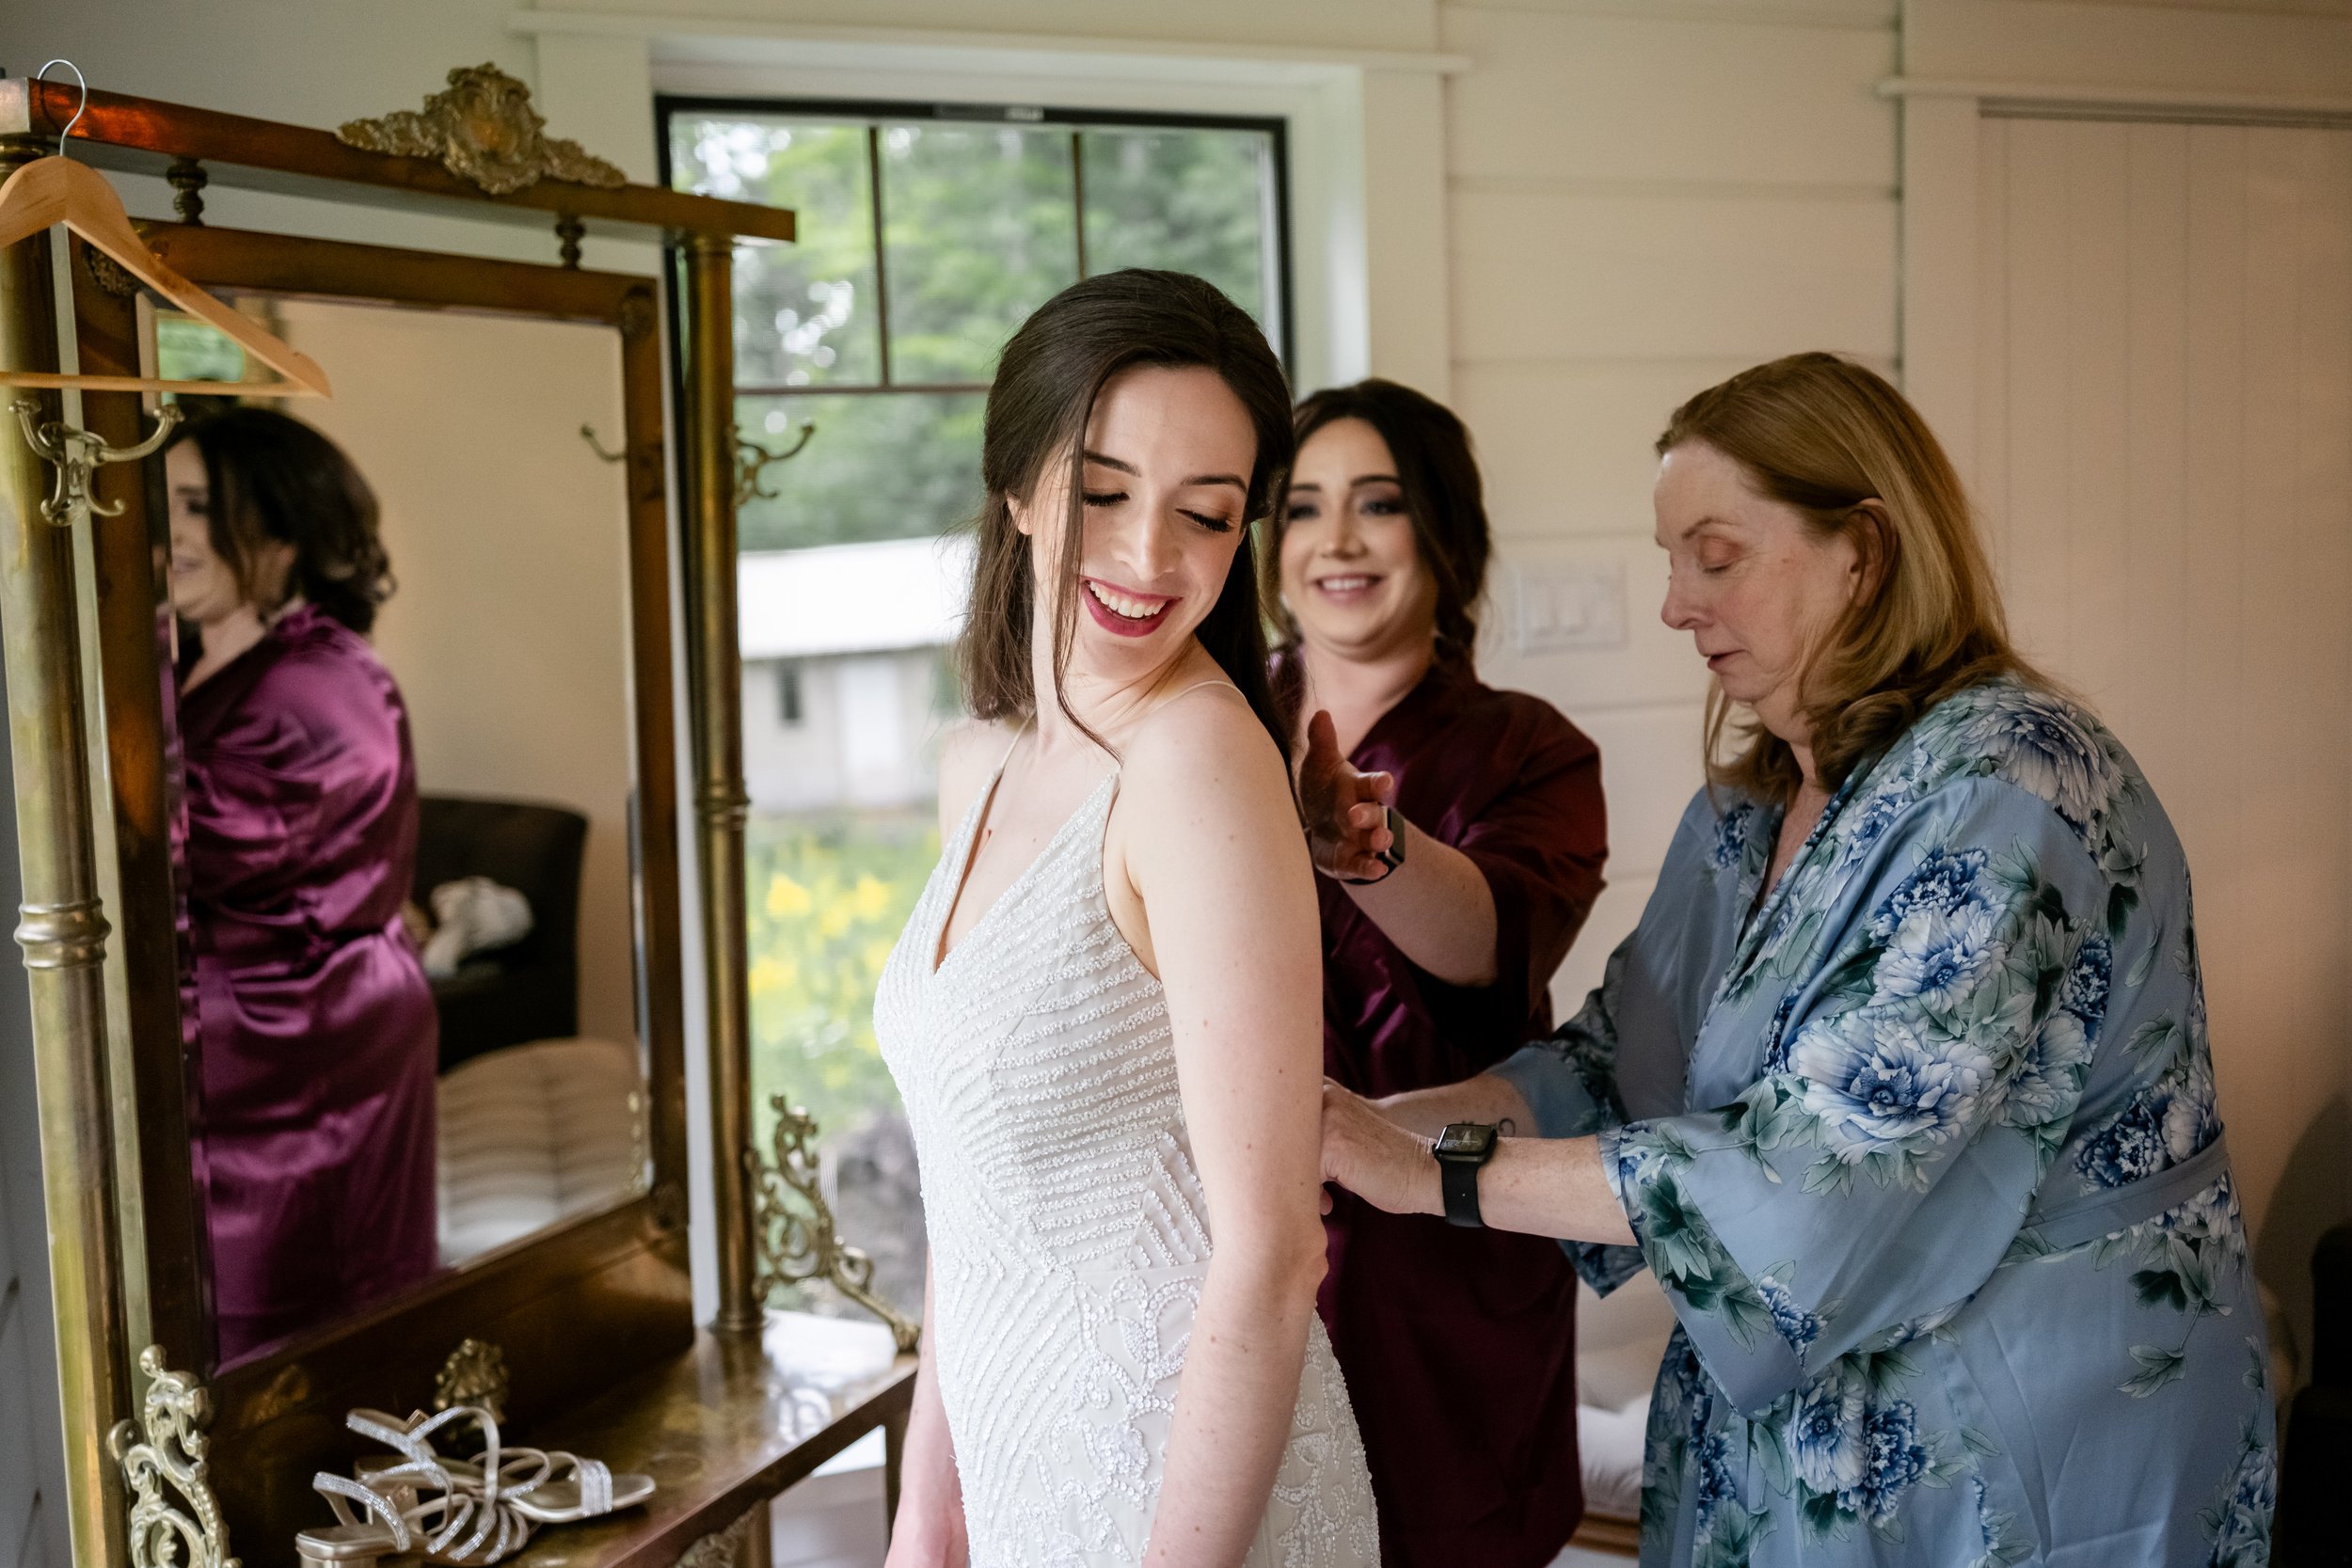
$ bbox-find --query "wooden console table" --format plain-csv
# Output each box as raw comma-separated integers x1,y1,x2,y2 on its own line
504,1311,914,1568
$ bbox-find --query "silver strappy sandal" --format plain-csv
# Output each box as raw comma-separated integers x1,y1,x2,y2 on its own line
296,1406,537,1567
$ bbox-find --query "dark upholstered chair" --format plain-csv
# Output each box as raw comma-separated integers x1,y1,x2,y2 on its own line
412,795,588,1073
2278,1222,2352,1564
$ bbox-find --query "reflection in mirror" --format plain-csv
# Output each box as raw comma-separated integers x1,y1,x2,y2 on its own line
151,298,651,1370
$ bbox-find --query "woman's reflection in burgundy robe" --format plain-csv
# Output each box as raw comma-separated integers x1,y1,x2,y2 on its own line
180,602,437,1365
1311,658,1607,1567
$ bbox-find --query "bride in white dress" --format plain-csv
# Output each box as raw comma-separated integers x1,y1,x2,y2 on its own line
874,270,1379,1568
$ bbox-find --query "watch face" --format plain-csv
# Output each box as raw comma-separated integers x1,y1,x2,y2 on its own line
1436,1123,1495,1158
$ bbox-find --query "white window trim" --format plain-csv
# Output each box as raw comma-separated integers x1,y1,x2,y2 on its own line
521,9,1470,398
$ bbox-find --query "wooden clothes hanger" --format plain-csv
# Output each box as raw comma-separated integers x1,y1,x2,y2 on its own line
0,62,331,526
0,67,330,400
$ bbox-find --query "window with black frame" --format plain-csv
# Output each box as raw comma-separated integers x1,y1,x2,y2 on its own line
662,99,1292,1317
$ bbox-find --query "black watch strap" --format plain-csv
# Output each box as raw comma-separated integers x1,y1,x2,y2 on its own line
1440,1155,1483,1228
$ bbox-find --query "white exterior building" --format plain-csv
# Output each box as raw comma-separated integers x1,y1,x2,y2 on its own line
738,535,975,815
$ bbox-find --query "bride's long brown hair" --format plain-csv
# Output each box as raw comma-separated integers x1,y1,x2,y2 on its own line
952,269,1295,762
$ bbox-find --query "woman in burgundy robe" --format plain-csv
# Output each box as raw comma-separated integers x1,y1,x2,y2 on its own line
1276,380,1608,1567
166,409,437,1366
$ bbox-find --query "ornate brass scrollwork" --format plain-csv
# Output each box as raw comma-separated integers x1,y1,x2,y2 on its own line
82,245,138,298
676,1504,757,1568
338,65,626,197
111,1345,239,1568
750,1097,920,1354
434,1338,511,1423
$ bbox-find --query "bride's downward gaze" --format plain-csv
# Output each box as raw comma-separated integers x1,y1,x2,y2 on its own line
872,269,1379,1568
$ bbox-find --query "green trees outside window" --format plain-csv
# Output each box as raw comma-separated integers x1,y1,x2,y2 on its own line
667,105,1287,551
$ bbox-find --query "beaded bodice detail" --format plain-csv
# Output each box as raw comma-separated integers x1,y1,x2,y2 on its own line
875,767,1377,1568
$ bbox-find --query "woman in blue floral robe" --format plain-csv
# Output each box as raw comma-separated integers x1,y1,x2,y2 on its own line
1317,355,2272,1567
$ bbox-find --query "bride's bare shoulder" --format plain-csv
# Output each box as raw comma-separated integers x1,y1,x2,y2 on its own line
1121,683,1288,809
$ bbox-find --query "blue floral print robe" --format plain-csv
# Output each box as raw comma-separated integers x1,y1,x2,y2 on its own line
1494,680,2274,1567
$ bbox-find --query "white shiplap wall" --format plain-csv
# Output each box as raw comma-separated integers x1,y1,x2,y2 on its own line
1974,114,2352,1347
1438,0,1902,1006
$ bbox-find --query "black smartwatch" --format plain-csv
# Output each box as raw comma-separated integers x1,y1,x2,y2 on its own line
1338,806,1406,887
1433,1121,1499,1228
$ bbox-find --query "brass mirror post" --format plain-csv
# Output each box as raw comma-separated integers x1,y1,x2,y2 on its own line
680,232,762,1335
0,131,133,1568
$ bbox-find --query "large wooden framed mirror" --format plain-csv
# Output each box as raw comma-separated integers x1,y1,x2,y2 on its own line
73,222,696,1537
4,75,916,1568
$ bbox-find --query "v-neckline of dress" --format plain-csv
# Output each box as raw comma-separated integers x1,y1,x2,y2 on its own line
929,760,1119,979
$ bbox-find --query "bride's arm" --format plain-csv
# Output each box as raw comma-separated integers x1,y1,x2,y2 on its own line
880,723,1008,1568
1114,695,1331,1568
884,1261,968,1567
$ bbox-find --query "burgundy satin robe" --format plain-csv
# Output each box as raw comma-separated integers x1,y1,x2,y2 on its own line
179,605,438,1365
1307,658,1608,1568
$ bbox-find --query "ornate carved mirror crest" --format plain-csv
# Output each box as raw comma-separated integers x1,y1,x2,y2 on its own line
337,64,625,196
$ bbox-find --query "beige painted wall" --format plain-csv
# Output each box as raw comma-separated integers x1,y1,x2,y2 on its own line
1971,112,2352,1365
276,298,641,1050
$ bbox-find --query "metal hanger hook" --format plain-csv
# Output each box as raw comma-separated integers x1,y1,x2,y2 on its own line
33,59,88,159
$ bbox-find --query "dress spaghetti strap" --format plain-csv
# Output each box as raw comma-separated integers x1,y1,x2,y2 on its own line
1161,677,1242,705
991,716,1033,778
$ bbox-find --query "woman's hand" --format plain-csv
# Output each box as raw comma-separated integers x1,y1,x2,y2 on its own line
1295,709,1502,985
1297,709,1398,881
1322,1077,1636,1244
1319,1079,1438,1219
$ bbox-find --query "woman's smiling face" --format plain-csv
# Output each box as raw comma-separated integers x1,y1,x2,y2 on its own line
1279,417,1438,665
166,441,246,626
1012,363,1257,683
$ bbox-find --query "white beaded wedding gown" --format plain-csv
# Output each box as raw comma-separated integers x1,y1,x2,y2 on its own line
874,759,1380,1568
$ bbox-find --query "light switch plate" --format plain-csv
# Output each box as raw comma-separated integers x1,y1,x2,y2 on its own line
1504,553,1627,653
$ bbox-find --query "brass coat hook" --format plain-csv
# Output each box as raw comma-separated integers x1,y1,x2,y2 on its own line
735,421,815,505
10,399,183,527
579,422,627,463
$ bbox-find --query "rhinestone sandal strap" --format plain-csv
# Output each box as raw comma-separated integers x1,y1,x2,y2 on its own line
311,1472,412,1551
575,1457,612,1516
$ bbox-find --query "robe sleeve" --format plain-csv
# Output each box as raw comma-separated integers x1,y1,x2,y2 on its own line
183,720,329,907
1431,711,1607,1038
1491,796,1727,1295
1490,935,1652,1297
1597,776,2103,1417
183,647,396,911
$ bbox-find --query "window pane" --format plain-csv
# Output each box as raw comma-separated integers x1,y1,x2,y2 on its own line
1081,127,1274,328
882,123,1079,383
671,116,881,387
746,808,940,1318
738,391,985,551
